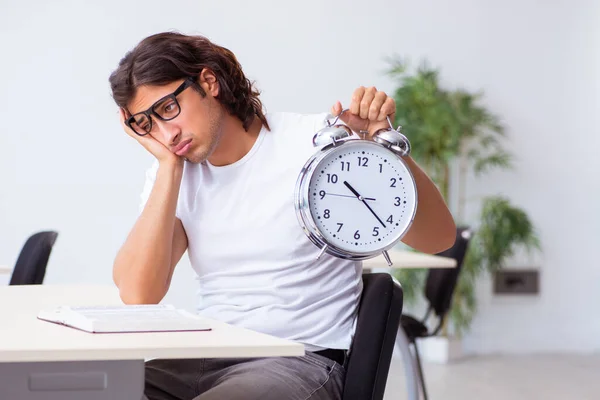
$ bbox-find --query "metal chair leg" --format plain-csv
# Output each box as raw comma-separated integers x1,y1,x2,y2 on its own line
397,327,421,400
411,340,429,400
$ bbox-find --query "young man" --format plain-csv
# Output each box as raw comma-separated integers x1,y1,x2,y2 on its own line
109,32,455,400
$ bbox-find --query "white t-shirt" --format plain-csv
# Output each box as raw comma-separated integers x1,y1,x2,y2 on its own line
139,112,363,351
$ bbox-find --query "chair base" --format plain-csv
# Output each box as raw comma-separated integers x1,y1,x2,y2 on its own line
416,336,464,364
411,339,429,400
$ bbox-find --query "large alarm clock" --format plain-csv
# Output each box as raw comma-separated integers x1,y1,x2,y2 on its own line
294,110,418,266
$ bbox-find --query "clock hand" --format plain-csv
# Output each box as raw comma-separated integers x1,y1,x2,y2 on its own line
326,192,376,201
361,198,387,229
343,181,387,228
343,181,362,199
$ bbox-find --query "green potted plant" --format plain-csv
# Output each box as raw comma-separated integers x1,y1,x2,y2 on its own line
387,57,541,360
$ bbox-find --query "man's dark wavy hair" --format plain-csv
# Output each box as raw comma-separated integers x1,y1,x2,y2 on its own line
109,32,269,131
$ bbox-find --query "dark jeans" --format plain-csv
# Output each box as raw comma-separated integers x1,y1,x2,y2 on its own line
143,351,345,400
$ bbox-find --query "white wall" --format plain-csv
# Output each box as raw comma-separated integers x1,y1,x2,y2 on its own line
458,1,600,354
0,0,598,354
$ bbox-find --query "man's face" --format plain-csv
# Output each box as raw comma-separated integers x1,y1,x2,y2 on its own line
127,72,225,164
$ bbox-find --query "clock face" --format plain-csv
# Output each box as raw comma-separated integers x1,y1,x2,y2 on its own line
307,141,417,254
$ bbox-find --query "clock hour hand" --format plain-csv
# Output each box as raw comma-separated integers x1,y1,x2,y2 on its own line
343,181,362,200
343,181,386,228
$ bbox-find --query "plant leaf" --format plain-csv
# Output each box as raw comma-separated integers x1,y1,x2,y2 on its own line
473,152,513,175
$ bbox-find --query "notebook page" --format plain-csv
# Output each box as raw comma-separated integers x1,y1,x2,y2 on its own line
67,305,199,322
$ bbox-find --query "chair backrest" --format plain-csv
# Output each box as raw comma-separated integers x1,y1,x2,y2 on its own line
424,226,472,318
9,231,58,285
343,273,403,400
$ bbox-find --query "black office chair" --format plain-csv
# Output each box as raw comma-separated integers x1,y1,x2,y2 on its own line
9,231,59,285
400,226,472,400
343,273,404,400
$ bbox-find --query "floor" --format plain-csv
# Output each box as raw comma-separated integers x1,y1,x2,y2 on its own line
383,354,600,400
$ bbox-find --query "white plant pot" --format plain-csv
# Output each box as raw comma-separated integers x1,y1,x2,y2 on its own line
415,336,463,364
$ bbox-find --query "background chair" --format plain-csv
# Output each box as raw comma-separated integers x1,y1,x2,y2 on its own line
9,231,59,285
343,272,404,400
399,226,472,400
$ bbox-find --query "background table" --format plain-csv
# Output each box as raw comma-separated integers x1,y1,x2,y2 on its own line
363,248,457,270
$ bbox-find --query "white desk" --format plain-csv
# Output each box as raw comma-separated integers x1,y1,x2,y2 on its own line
0,265,11,275
363,248,456,270
0,285,304,400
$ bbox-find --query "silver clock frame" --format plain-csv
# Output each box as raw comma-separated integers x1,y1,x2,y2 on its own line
294,118,418,266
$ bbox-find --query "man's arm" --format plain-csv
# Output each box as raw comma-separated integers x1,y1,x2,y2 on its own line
396,156,456,254
113,161,188,304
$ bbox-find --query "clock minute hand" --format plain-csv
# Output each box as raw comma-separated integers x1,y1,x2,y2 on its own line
343,181,387,228
327,192,376,201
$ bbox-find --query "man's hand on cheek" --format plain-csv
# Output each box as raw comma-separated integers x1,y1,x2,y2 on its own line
119,108,183,166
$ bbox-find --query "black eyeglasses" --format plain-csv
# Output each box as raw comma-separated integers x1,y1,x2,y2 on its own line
126,77,197,136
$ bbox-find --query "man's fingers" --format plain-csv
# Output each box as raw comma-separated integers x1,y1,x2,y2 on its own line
358,87,376,119
119,108,141,140
377,97,396,121
330,101,343,117
334,87,396,134
369,91,387,121
350,86,365,116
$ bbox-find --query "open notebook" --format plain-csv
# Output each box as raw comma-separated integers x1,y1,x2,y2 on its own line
37,304,211,333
